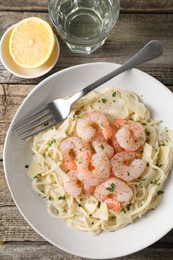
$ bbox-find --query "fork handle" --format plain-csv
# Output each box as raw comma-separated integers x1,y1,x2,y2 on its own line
68,40,163,104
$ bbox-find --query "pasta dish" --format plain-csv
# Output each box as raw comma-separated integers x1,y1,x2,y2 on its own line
27,88,173,234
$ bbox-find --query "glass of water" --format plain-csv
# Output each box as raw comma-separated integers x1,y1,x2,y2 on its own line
48,0,120,54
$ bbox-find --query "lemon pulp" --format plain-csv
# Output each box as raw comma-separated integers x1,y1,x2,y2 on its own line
9,17,55,68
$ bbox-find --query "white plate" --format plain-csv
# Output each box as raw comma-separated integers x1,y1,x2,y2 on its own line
3,63,173,259
0,25,60,79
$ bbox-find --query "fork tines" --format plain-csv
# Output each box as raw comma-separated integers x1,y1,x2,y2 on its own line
14,105,56,140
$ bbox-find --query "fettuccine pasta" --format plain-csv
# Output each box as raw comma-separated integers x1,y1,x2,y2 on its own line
27,88,173,234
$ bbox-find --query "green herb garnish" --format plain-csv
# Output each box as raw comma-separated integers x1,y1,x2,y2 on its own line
102,98,107,103
100,144,104,150
106,183,115,192
58,195,66,200
25,164,29,169
157,190,164,195
97,202,101,208
77,157,83,164
33,173,42,179
112,91,116,97
48,139,56,146
151,178,160,186
140,178,146,181
139,136,144,141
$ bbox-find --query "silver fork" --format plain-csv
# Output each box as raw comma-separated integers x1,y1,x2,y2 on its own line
15,40,163,140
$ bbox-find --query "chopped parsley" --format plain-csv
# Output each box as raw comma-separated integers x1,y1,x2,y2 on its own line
106,183,115,192
139,136,144,141
58,195,66,200
91,222,94,225
151,178,160,186
112,91,116,97
140,178,146,182
121,208,126,214
42,153,46,158
157,190,164,195
78,203,82,207
33,173,42,179
102,98,107,103
126,204,131,211
146,162,150,167
100,144,104,150
77,157,83,164
48,196,53,201
97,202,101,208
25,164,29,169
48,139,56,146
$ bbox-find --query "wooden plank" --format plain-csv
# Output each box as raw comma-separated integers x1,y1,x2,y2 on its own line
0,122,9,159
0,0,173,12
0,238,173,260
0,84,34,159
0,161,15,206
0,206,43,241
121,0,173,13
0,84,34,122
0,12,173,85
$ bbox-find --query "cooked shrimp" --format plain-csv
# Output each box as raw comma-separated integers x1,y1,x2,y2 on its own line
77,152,111,187
64,181,82,198
94,177,133,211
59,137,92,171
66,170,78,182
104,198,121,212
110,129,124,153
83,184,95,196
111,151,146,182
76,112,113,142
114,119,146,151
92,135,114,159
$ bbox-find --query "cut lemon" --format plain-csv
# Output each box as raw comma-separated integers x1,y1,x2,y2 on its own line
9,17,55,68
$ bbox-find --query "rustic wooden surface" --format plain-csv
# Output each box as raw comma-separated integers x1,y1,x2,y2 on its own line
0,1,173,259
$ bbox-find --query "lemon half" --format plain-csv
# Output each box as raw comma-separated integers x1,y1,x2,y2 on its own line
9,17,55,68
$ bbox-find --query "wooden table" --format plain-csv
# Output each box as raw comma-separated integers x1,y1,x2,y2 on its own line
0,1,173,259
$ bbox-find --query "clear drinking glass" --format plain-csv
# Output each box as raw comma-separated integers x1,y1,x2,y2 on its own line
48,0,120,54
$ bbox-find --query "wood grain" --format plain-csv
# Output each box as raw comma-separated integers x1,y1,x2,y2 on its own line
0,12,173,85
0,0,173,12
1,241,173,260
0,2,173,258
